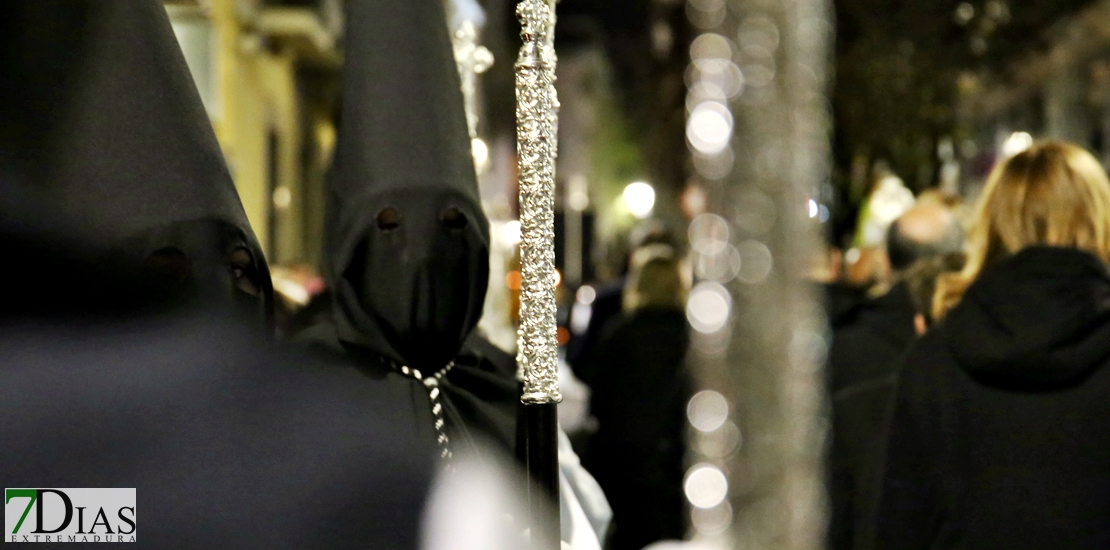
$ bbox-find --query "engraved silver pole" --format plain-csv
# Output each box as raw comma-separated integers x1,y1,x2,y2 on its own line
514,0,561,547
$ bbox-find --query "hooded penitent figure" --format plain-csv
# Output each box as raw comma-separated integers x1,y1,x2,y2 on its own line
307,0,517,459
0,0,270,323
1,4,438,548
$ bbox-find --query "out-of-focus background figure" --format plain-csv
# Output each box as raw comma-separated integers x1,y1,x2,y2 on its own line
877,141,1110,550
826,199,965,550
828,201,965,393
566,221,678,386
581,246,692,550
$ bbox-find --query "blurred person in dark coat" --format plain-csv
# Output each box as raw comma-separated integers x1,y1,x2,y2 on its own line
581,246,692,550
566,221,676,386
826,201,963,550
827,252,964,550
810,233,865,329
876,141,1110,550
902,253,967,335
828,201,964,394
0,1,435,547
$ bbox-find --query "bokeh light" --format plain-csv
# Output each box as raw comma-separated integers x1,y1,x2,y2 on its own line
694,244,742,284
696,420,742,459
568,189,590,212
623,182,656,218
692,148,735,180
737,15,781,52
687,101,734,155
575,285,597,305
471,138,489,166
736,240,773,284
692,501,734,535
272,186,292,210
693,326,732,359
687,390,730,432
694,59,745,99
686,0,726,30
1002,131,1033,157
687,282,732,334
690,33,732,61
688,213,731,255
685,464,729,509
505,270,522,291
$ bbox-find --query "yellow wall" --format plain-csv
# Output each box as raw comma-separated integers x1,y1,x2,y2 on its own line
205,0,304,266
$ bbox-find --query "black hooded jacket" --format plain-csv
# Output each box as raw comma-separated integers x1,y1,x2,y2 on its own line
875,247,1110,550
300,0,520,459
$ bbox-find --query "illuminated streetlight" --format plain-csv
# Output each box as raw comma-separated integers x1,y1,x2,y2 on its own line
623,181,656,219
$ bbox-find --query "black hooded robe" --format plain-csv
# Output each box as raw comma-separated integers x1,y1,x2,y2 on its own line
298,0,521,462
0,2,434,547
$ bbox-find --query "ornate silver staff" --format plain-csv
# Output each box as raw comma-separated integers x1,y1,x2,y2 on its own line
515,0,561,547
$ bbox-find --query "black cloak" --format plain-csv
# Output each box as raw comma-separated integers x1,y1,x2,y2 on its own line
0,0,270,322
305,0,519,460
0,315,435,549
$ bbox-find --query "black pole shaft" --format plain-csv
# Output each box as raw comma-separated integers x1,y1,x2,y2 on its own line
523,402,560,549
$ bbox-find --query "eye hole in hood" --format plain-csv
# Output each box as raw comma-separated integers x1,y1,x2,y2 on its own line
144,247,192,288
441,207,468,231
377,207,402,232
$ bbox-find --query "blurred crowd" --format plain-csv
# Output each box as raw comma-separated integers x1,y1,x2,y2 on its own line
561,136,1110,550
818,141,1110,550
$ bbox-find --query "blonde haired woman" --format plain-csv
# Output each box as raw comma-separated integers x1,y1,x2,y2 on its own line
581,246,692,550
875,141,1110,550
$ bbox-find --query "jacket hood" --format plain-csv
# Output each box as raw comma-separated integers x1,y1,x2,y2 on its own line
0,0,270,320
327,0,489,371
945,246,1110,390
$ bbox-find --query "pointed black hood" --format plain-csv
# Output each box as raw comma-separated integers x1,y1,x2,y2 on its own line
328,0,490,372
945,247,1110,391
0,0,270,321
